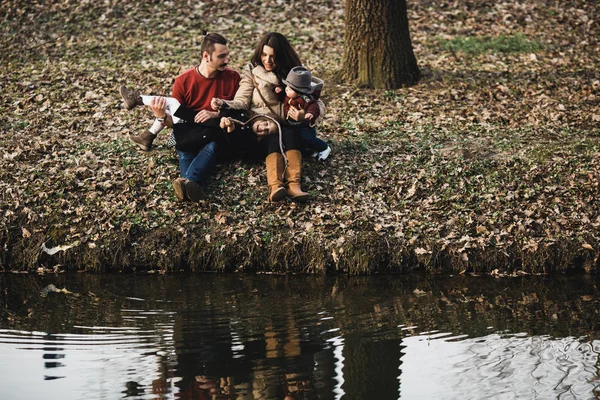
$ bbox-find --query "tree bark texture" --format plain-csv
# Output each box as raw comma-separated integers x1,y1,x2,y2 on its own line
343,0,420,89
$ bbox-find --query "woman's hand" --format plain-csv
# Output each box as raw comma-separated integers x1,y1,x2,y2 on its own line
194,110,219,123
287,106,305,122
150,97,167,119
211,98,224,110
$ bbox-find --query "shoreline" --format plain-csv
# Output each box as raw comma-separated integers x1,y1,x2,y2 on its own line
2,215,597,275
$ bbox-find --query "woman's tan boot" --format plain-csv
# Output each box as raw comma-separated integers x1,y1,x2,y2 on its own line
285,150,310,201
266,152,287,202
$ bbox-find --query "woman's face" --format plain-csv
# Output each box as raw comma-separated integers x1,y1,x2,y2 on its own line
252,120,277,135
261,45,276,71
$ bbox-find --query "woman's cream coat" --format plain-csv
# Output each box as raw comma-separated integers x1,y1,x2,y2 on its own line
224,63,325,121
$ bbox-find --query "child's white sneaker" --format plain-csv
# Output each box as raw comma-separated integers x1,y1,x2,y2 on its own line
313,145,331,161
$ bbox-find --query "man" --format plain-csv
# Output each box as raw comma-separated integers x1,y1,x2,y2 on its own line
121,32,240,202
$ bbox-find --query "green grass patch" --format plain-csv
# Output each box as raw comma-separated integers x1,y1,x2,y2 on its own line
438,33,543,55
2,119,30,132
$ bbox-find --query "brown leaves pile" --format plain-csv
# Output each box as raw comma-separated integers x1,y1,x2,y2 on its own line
1,0,599,274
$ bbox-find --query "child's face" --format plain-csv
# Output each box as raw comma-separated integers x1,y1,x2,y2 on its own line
252,120,277,135
285,86,300,99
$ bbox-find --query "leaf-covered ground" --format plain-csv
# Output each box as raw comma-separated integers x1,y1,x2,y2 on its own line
1,0,599,274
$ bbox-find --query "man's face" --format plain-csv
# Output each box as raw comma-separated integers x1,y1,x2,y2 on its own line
205,43,230,72
252,120,277,136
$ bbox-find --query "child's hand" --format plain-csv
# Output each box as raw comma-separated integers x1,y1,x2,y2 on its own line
274,87,282,94
219,117,235,133
211,98,224,111
305,113,314,121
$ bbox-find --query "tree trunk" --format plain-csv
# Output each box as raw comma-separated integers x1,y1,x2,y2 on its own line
342,0,420,89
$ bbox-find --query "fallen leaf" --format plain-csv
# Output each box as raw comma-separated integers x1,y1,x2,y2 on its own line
415,247,429,255
41,242,78,255
582,242,594,251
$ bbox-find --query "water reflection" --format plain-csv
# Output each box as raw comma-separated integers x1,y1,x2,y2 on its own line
401,332,600,399
1,274,600,399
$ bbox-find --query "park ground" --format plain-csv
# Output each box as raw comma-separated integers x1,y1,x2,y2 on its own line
1,0,599,275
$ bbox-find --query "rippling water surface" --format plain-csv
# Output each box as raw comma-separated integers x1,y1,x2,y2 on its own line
1,273,600,399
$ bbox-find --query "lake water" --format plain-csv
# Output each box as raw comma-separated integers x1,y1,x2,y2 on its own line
1,273,600,400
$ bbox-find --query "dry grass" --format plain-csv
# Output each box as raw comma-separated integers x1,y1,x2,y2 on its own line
1,0,599,274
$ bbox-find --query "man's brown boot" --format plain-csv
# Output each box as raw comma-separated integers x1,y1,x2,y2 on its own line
120,85,143,110
172,178,188,201
129,130,156,151
172,178,205,202
266,152,287,202
285,150,310,202
184,179,206,202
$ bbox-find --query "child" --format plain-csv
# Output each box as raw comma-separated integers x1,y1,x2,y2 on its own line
220,114,278,136
120,86,235,150
218,113,281,159
279,66,331,161
120,85,189,151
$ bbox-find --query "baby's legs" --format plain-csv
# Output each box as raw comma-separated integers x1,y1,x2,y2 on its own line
297,125,328,152
295,125,331,160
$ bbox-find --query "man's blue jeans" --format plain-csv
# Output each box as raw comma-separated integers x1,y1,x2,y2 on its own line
297,125,327,153
176,141,218,188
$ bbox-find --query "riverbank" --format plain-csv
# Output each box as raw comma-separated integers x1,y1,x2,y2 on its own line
2,0,599,274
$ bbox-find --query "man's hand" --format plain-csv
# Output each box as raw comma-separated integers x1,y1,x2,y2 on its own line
150,97,167,119
287,106,305,122
211,98,224,111
305,112,314,121
194,109,219,123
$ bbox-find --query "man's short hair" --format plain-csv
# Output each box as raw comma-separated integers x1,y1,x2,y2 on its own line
201,32,228,55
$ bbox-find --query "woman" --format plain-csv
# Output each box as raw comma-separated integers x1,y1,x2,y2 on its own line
212,32,325,202
219,112,304,202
